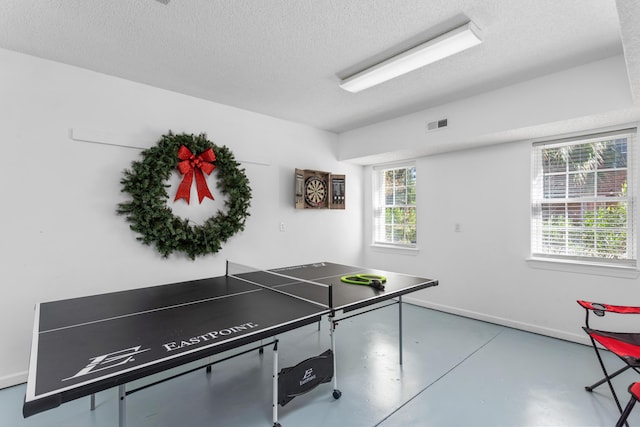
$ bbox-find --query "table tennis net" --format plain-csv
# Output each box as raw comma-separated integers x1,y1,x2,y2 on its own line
226,261,331,309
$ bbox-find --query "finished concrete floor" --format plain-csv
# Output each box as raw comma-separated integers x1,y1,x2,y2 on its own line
2,303,639,426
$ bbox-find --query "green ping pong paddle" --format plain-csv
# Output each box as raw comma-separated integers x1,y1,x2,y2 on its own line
340,274,386,291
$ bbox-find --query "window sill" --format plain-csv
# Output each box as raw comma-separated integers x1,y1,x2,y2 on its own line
370,244,420,256
526,257,640,279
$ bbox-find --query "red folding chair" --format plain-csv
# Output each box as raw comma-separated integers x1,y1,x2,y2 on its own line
578,300,640,420
617,383,640,427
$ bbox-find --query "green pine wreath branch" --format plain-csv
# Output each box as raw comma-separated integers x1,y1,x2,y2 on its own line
117,132,252,259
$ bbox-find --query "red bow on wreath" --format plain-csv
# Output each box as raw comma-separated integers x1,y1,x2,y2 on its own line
174,145,216,204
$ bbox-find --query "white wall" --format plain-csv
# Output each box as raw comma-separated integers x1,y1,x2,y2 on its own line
0,48,364,388
365,142,639,344
350,55,639,345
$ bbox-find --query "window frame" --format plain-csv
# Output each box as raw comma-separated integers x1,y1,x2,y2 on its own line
371,162,418,250
530,127,638,270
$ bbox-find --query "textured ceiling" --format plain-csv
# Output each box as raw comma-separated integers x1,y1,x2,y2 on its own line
0,0,628,133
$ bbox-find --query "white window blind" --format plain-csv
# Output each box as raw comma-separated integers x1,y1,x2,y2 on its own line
531,128,637,267
373,163,417,247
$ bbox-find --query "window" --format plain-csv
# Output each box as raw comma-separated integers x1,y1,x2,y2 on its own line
373,163,417,247
531,128,637,267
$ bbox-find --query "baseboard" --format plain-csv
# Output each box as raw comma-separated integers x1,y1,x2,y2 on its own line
0,371,27,390
403,296,590,346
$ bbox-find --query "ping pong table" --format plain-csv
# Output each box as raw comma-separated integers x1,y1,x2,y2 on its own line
23,261,437,426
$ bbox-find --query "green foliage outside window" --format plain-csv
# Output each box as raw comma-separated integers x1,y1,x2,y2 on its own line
380,166,417,245
581,184,627,258
539,136,629,260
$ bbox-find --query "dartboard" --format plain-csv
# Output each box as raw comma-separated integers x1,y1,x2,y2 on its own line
304,176,328,207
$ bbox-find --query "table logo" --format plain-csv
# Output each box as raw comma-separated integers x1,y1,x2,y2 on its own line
299,367,316,386
63,345,150,381
162,321,259,352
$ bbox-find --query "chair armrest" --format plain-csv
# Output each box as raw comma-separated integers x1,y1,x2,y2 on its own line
578,300,640,314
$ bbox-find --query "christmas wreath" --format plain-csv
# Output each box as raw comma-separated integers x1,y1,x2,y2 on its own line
117,132,252,259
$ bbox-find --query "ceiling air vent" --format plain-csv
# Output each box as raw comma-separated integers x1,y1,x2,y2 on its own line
426,118,448,132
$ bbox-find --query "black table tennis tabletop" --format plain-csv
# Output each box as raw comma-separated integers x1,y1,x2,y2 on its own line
23,261,438,426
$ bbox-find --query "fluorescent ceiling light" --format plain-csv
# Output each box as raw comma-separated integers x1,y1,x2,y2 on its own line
339,21,482,93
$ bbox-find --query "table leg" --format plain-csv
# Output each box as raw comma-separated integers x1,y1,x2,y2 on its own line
118,385,126,427
90,393,95,411
330,317,341,399
272,340,280,427
399,295,403,365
